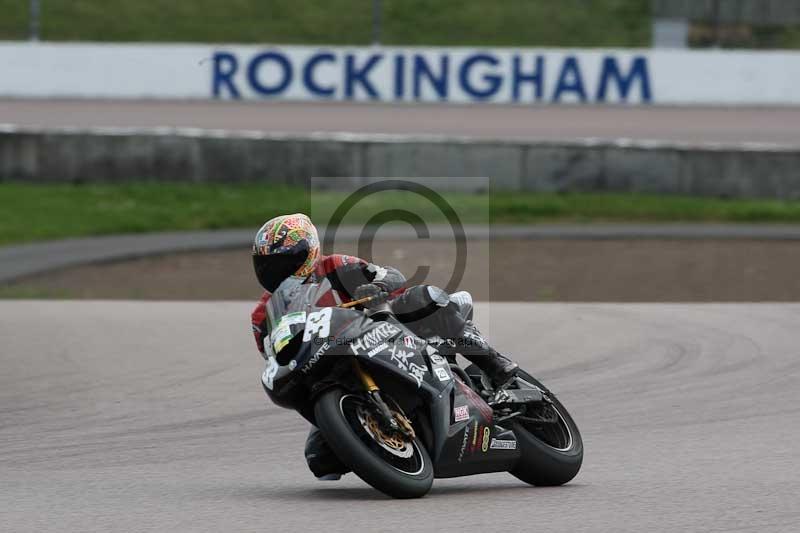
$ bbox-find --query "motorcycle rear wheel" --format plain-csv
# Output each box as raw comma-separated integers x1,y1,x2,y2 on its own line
314,387,434,499
510,371,584,486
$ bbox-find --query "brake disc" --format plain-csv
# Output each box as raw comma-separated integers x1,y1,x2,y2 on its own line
357,407,414,459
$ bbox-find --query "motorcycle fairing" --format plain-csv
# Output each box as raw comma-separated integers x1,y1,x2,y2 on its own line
261,280,524,479
428,379,521,478
359,339,522,477
264,306,371,408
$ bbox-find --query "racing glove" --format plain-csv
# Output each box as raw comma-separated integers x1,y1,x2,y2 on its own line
353,283,389,309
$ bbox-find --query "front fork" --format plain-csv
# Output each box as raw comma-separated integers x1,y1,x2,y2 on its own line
352,359,416,440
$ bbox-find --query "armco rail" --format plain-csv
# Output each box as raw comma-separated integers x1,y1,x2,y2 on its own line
4,224,800,284
1,124,800,199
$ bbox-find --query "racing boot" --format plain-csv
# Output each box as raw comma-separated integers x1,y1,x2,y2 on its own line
462,348,519,388
304,426,349,480
459,321,519,388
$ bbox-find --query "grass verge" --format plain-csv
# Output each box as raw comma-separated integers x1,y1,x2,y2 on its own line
0,0,649,46
3,183,800,246
2,1,798,49
0,285,75,299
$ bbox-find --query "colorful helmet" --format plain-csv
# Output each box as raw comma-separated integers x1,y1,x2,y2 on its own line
252,213,320,292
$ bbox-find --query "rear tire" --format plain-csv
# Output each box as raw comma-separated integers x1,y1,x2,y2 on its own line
510,372,584,486
314,387,433,499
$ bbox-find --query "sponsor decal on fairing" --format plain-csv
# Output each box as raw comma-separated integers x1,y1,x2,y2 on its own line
300,341,330,374
434,367,450,382
388,344,427,387
481,427,491,452
428,353,446,365
350,322,401,354
457,424,470,463
456,380,494,422
489,438,517,450
302,308,332,342
454,405,470,422
366,342,389,357
271,311,306,353
262,357,279,390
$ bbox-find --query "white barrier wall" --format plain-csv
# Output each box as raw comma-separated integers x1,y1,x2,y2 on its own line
1,42,800,105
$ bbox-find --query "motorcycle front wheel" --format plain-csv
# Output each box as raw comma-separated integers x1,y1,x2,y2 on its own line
314,387,434,499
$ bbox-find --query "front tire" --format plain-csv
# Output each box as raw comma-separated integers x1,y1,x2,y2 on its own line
314,387,434,499
510,371,583,486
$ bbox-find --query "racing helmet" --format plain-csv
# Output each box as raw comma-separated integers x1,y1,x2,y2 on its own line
252,213,321,292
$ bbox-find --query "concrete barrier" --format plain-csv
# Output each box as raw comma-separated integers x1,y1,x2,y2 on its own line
1,124,799,198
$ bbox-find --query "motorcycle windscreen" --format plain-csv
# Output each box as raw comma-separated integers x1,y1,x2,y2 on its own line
265,281,332,361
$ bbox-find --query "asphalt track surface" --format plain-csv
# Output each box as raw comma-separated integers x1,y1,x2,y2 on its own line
2,301,799,532
3,99,800,144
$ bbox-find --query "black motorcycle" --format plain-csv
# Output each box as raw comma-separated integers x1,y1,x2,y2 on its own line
261,280,583,498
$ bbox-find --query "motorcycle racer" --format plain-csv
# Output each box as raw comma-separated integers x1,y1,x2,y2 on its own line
250,213,518,479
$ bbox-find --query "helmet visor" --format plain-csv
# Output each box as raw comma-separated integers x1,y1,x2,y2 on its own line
253,244,310,292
